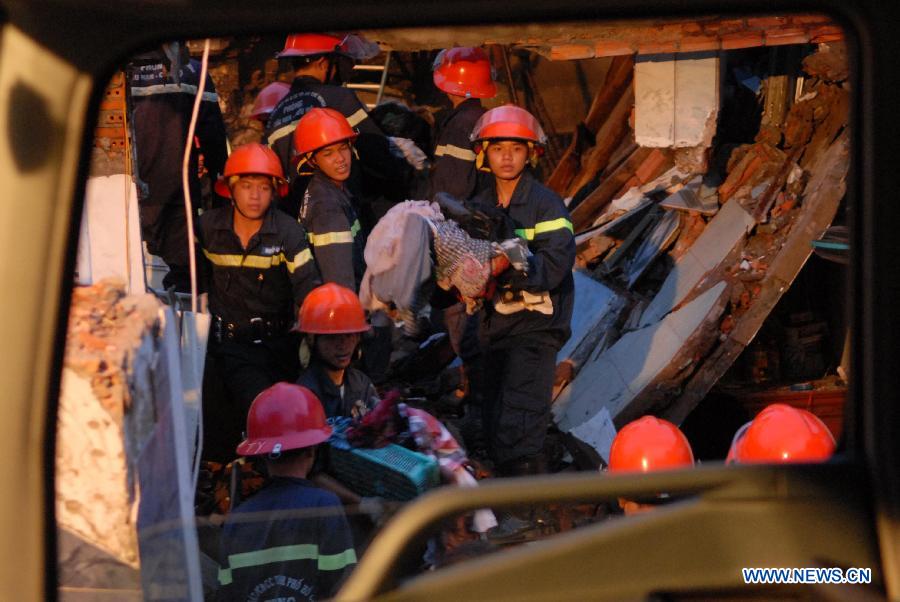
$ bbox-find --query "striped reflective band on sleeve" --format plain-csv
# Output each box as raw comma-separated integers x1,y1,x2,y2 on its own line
202,248,312,273
130,83,218,102
283,248,313,273
514,217,574,241
267,122,297,146
308,219,361,247
345,108,368,127
218,544,357,585
434,144,477,162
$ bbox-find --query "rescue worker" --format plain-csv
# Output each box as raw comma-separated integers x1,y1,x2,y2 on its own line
127,41,228,292
469,105,576,477
248,81,291,126
429,46,497,200
199,143,321,459
727,403,836,464
216,383,356,601
296,283,379,420
295,108,366,292
608,416,695,515
265,33,424,219
428,47,498,412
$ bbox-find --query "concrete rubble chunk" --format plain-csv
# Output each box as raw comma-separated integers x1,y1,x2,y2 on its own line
638,199,755,328
554,281,729,436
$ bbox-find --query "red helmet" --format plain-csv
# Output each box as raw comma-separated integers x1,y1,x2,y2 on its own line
277,33,347,58
293,107,359,157
214,143,289,198
298,283,370,334
432,47,497,99
470,104,547,145
608,416,695,473
727,403,836,464
249,81,291,120
236,383,332,457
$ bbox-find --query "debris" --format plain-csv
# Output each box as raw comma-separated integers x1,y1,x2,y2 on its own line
659,176,719,215
639,198,755,328
554,280,729,429
624,209,681,288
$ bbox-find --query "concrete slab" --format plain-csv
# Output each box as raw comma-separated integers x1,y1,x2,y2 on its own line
635,53,720,148
554,281,727,434
639,199,754,327
557,270,619,364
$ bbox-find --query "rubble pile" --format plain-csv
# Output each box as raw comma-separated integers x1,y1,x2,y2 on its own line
57,279,161,572
552,42,849,457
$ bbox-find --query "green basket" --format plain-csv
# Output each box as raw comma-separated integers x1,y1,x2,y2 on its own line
328,443,440,501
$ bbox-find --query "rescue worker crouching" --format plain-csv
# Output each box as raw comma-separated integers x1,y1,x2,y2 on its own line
295,108,367,292
199,143,321,461
295,283,379,420
468,105,576,478
216,383,356,601
607,416,695,515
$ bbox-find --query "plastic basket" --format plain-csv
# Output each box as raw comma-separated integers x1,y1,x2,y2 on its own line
328,443,439,501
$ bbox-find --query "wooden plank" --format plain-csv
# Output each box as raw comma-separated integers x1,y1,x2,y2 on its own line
546,55,633,196
570,146,655,232
565,83,636,198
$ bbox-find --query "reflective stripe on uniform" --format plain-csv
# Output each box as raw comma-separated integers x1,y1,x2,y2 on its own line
434,143,477,162
202,248,312,273
514,217,574,241
130,83,218,102
345,108,368,127
308,219,361,247
268,122,297,146
218,543,357,585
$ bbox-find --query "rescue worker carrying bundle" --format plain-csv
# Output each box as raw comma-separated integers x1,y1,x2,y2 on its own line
216,383,356,601
199,143,321,461
468,105,576,477
265,33,426,219
608,416,695,515
429,46,497,201
295,108,367,292
727,403,836,464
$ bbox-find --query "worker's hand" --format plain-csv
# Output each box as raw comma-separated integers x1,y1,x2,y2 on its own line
358,496,388,525
388,136,429,171
498,238,532,274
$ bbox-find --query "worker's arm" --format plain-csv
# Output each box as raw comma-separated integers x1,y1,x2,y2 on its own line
283,220,322,308
307,203,358,292
501,194,575,293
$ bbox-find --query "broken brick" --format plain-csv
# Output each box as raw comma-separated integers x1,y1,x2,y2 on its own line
721,31,765,50
592,40,635,57
637,40,679,54
679,35,721,52
764,29,811,46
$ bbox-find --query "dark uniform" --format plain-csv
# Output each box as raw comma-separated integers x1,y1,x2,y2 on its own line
300,172,366,292
428,98,492,201
297,360,379,421
216,477,356,601
198,206,321,461
471,171,575,470
127,51,228,292
265,76,411,219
